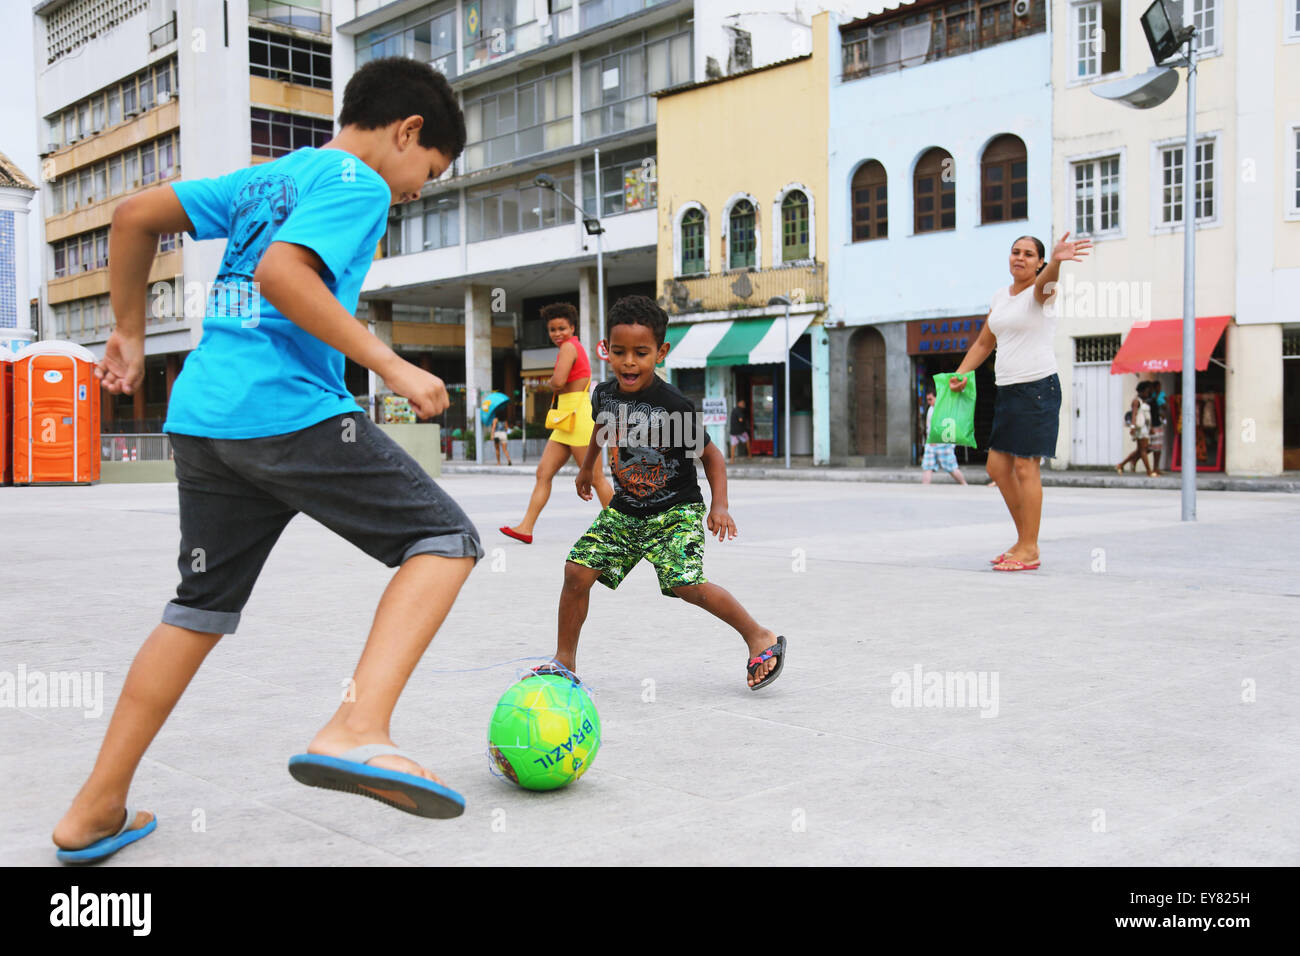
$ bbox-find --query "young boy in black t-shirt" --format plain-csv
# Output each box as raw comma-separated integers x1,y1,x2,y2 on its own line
536,295,786,691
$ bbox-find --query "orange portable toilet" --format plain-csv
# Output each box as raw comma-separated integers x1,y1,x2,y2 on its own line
12,340,101,485
0,345,12,485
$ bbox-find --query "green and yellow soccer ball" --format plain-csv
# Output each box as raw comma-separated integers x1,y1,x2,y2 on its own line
488,674,601,791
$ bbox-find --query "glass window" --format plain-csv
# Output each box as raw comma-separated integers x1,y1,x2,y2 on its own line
92,96,104,131
139,71,154,110
123,80,137,115
54,246,66,277
76,103,89,138
47,116,62,148
781,191,809,262
96,233,109,268
51,180,64,215
64,176,77,209
80,235,92,269
914,148,954,233
981,134,1028,224
67,239,80,272
107,88,121,126
109,156,122,195
78,169,91,204
680,208,705,275
728,200,756,269
851,160,887,241
142,144,156,185
64,111,75,142
156,61,172,96
94,165,107,202
125,151,139,188
159,139,174,179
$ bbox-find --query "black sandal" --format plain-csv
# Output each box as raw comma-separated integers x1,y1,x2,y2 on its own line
747,636,787,692
530,660,582,685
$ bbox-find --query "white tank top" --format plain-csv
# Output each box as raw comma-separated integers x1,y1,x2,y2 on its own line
987,284,1057,386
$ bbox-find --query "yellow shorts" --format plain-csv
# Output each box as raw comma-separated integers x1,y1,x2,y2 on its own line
549,389,596,447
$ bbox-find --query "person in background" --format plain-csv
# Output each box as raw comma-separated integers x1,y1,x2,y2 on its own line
1146,380,1167,473
920,390,968,486
490,406,512,466
1116,382,1158,476
728,397,750,464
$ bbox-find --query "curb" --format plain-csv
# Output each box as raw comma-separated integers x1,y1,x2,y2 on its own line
439,462,1300,493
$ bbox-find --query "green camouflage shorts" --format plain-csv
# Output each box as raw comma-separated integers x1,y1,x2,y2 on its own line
566,502,707,597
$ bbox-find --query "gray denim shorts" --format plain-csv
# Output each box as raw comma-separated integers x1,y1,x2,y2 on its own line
164,412,482,635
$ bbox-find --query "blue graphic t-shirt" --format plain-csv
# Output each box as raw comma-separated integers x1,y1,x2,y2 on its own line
164,147,391,438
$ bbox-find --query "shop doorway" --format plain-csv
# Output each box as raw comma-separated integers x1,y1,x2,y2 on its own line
1285,330,1300,471
850,326,886,456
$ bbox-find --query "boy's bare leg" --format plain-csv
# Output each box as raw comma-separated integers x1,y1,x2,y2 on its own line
308,554,474,793
671,582,780,687
53,623,222,851
553,561,603,672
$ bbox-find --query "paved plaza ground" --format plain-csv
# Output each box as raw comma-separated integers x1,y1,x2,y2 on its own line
3,473,1297,866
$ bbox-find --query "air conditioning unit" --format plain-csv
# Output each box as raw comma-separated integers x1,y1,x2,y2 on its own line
69,135,81,144
158,91,171,103
1013,0,1031,16
125,108,139,118
46,143,59,153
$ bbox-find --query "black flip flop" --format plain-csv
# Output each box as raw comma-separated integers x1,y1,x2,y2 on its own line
747,635,787,692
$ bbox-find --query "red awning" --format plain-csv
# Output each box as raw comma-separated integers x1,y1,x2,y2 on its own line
1109,316,1231,374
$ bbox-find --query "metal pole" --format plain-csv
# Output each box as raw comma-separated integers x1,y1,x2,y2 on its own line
521,378,527,463
594,146,606,381
472,385,482,464
1180,35,1197,521
594,147,608,473
784,303,791,469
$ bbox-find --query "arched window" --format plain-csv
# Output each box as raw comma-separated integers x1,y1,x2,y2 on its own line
982,134,1028,223
914,148,955,234
851,161,887,241
680,207,706,275
728,199,757,269
781,191,809,262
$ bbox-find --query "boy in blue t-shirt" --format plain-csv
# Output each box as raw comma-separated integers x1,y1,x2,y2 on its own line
53,59,481,863
536,296,787,692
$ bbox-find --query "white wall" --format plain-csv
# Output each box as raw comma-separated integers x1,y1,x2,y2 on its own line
828,29,1054,324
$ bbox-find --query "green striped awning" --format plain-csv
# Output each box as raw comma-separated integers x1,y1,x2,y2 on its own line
657,323,691,366
664,316,814,369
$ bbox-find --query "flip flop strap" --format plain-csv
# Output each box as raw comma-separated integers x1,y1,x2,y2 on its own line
114,805,137,837
748,639,783,668
339,744,419,767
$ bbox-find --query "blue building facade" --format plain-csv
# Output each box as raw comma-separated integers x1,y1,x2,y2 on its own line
827,1,1053,464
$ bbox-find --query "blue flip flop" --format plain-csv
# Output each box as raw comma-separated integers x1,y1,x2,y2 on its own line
288,744,465,819
55,806,156,864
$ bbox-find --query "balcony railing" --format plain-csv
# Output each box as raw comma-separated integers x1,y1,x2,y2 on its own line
149,13,177,51
249,0,331,34
659,262,825,316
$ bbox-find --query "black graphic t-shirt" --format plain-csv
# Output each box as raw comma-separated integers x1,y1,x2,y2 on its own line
592,377,712,517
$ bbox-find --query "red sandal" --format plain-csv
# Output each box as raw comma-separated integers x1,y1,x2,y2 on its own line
992,558,1040,572
499,526,532,544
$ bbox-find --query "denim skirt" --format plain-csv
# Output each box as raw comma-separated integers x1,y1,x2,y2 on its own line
988,373,1061,459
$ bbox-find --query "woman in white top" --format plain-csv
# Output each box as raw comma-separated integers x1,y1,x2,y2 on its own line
950,233,1091,571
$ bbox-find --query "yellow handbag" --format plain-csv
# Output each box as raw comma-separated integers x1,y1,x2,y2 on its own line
545,392,576,432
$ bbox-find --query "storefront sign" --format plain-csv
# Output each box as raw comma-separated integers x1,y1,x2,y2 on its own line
701,397,727,426
907,317,985,355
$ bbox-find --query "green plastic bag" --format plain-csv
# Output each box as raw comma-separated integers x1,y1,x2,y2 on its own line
929,373,977,448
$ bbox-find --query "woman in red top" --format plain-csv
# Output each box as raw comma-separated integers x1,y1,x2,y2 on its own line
501,304,612,543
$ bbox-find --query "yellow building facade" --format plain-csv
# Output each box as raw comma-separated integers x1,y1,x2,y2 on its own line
653,12,831,463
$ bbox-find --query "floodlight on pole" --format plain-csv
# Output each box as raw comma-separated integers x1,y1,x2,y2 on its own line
768,295,792,470
1092,0,1198,522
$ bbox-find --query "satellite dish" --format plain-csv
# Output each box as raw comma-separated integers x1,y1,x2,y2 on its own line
1091,66,1179,109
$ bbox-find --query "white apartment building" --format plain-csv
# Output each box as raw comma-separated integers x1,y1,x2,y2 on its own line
32,0,341,429
1053,0,1300,475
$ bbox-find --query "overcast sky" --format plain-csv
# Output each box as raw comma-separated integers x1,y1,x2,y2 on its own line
0,1,891,312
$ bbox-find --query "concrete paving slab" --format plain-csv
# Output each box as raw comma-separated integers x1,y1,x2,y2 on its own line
3,474,1297,865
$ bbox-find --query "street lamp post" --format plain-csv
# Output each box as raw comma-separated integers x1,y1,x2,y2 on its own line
768,295,792,470
1093,0,1198,521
